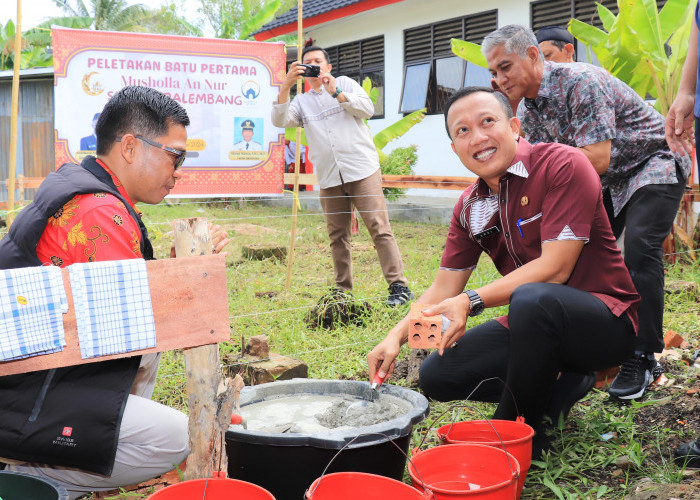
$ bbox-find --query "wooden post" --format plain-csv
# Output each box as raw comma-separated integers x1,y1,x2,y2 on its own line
284,0,304,290
173,217,235,480
7,0,22,228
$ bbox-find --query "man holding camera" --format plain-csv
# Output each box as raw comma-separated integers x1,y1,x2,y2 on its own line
272,46,413,306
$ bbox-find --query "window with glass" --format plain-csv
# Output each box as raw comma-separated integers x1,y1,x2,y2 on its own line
400,11,497,115
326,36,385,118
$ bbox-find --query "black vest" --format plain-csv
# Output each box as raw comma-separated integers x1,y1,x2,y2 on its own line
0,157,153,475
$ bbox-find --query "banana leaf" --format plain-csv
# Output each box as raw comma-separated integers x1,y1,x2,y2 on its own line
598,3,617,32
284,127,308,146
451,38,488,68
239,0,281,40
659,0,695,41
373,108,426,152
362,77,379,106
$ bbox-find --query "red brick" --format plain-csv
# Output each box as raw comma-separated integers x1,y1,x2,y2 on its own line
664,330,684,349
595,366,620,388
408,303,442,349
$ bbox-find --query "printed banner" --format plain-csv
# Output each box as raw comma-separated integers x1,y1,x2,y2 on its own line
52,27,287,196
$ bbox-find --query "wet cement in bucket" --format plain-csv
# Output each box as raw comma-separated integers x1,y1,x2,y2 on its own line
239,393,411,434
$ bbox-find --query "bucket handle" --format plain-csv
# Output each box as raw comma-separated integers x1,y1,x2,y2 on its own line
413,378,523,481
305,432,434,500
415,404,520,481
415,376,520,450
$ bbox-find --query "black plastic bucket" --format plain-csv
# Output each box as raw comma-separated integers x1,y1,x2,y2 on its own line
0,470,69,500
225,379,429,500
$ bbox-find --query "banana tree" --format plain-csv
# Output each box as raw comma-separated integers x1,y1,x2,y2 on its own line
568,0,694,115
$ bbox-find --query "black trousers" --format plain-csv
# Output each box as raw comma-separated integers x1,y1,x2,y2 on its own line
603,168,686,353
419,283,635,430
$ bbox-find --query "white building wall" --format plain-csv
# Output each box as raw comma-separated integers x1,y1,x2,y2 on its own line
303,0,529,198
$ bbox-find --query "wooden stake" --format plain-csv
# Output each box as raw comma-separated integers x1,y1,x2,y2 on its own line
173,217,235,480
284,0,304,290
7,0,22,228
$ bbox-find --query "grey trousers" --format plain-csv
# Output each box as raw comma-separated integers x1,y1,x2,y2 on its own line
6,354,189,499
319,169,407,290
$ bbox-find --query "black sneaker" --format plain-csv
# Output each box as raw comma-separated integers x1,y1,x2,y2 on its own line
608,353,663,400
673,438,700,468
545,371,596,425
386,282,414,307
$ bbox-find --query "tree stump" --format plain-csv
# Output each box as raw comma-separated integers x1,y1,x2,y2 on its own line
242,244,287,261
224,353,308,385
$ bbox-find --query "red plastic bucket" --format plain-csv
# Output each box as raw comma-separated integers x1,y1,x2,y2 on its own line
306,472,433,499
408,443,519,499
437,417,534,499
148,477,275,499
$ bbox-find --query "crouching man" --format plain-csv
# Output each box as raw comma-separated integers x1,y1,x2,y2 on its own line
367,87,639,455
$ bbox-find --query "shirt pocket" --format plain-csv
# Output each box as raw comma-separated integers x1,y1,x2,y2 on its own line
516,212,542,243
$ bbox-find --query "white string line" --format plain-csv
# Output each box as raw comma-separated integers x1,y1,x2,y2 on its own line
142,205,457,226
155,337,386,382
219,280,497,321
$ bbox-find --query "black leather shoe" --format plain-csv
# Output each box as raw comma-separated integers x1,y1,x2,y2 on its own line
674,438,700,468
545,371,596,425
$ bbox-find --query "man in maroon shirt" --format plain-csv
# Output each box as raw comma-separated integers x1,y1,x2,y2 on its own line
368,87,639,454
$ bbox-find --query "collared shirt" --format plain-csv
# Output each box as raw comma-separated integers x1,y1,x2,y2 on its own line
271,75,379,189
441,139,640,330
36,159,142,267
519,62,690,215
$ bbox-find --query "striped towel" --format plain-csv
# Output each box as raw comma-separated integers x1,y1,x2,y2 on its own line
68,259,156,359
0,266,67,361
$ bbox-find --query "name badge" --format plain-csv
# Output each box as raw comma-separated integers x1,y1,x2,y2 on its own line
474,226,500,240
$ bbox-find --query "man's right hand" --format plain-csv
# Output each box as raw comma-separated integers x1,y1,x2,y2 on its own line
282,61,306,91
665,92,696,156
367,335,402,385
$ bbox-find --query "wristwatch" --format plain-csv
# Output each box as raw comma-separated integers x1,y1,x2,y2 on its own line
463,290,485,317
332,88,343,98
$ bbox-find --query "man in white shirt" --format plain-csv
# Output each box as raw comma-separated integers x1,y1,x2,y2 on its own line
272,46,413,306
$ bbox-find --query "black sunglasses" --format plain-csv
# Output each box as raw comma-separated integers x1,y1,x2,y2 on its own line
116,135,186,169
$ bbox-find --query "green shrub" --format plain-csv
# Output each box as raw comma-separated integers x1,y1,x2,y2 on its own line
380,145,417,201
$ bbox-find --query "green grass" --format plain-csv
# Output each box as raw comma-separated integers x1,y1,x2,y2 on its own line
123,200,700,498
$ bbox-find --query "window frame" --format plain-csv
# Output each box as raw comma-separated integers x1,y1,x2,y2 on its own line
326,36,386,119
400,10,497,115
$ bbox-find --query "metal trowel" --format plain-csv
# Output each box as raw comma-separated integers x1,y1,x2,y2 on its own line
346,372,387,414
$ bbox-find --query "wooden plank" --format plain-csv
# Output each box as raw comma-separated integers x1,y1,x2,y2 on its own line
173,217,235,480
0,254,230,376
381,175,476,190
283,173,477,191
283,172,317,185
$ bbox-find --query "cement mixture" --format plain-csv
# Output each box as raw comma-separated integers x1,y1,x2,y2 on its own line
239,393,411,434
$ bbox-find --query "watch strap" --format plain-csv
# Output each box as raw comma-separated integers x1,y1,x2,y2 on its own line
463,289,484,316
332,88,342,98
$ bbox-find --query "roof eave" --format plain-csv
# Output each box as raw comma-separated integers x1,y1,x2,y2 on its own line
254,0,405,41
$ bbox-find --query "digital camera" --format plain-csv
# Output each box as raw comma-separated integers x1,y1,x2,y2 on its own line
299,64,321,78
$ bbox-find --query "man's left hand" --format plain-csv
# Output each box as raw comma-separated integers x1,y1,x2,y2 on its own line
320,72,336,95
210,223,230,254
423,293,471,355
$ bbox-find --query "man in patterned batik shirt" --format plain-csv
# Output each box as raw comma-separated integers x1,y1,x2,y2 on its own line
0,86,228,498
483,25,690,401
